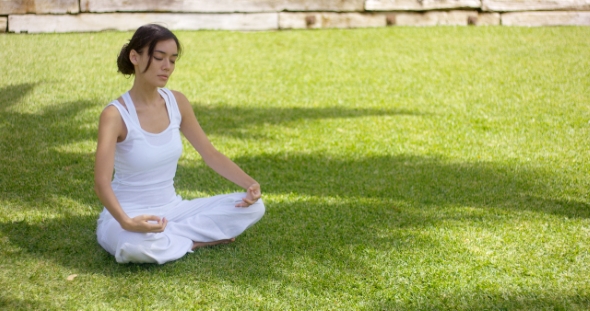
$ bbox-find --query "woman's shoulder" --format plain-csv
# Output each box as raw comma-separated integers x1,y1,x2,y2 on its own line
166,89,191,110
100,103,122,121
167,89,189,103
101,98,125,114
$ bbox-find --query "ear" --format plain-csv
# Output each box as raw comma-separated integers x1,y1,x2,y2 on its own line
129,49,139,66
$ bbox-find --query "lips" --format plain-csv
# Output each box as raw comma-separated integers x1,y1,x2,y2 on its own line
158,75,169,80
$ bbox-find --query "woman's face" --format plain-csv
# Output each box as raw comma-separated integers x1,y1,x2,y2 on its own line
132,39,178,88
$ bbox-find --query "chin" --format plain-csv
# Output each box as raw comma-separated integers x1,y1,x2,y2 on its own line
154,81,168,88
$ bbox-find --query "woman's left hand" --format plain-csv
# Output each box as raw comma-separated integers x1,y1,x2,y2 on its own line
236,183,261,207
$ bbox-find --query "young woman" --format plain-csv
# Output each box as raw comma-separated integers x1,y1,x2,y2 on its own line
94,24,265,264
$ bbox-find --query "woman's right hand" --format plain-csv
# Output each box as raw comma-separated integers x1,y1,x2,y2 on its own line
121,215,168,233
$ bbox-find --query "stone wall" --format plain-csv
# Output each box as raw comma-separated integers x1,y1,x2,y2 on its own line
2,0,590,33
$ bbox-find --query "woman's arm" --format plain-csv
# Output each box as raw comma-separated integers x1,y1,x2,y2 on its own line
174,91,261,206
94,105,168,231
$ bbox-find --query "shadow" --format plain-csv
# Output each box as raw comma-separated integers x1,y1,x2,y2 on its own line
0,96,420,209
0,297,53,310
176,153,589,219
0,214,169,274
0,194,490,273
0,82,38,111
0,98,98,208
191,103,424,138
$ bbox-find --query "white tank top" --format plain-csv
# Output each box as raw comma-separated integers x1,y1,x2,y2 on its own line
107,88,183,212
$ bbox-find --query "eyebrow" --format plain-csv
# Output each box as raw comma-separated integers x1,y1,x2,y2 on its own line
154,49,178,57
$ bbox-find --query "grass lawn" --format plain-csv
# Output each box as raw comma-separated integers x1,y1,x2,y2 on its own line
0,26,589,310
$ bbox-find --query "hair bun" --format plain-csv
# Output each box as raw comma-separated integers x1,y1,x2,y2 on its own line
117,43,134,75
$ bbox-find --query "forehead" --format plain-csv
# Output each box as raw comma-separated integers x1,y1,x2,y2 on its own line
153,39,178,55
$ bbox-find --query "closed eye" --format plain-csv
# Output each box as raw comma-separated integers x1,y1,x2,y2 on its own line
154,56,175,64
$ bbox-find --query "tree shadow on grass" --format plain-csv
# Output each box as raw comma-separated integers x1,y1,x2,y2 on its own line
0,98,98,207
176,152,589,219
0,297,55,311
2,151,574,273
0,214,159,274
0,83,38,111
0,83,421,210
190,103,425,138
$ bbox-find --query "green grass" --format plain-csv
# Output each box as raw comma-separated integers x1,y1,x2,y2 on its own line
1,26,589,310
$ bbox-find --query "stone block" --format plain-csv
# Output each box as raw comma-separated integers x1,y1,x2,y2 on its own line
279,12,386,29
0,0,27,14
8,13,279,33
80,0,364,13
0,0,78,14
365,0,481,11
482,0,590,12
501,11,590,25
472,12,501,25
0,16,6,33
390,10,479,26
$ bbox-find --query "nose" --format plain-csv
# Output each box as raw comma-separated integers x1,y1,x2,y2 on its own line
162,59,172,71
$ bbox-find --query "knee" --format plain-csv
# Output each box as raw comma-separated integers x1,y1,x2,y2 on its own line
231,192,265,215
115,232,193,264
113,232,191,264
113,231,160,264
116,242,158,264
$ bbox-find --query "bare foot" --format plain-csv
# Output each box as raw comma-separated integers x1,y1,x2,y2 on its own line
192,238,235,250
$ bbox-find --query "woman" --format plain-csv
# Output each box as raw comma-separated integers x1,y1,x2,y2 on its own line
94,24,265,264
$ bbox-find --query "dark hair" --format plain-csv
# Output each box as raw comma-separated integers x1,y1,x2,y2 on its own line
117,24,182,75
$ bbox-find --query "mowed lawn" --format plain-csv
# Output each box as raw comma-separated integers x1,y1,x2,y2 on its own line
0,26,589,310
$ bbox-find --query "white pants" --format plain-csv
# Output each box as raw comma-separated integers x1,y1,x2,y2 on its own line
96,193,265,264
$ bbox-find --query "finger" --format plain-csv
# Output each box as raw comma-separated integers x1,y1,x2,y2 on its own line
147,221,166,232
235,201,249,208
236,198,254,207
159,218,168,231
248,188,261,200
140,215,162,222
246,191,260,201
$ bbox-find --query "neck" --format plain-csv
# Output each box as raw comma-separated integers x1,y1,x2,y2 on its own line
128,78,161,108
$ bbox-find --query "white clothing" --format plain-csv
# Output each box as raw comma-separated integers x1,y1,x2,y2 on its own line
96,88,264,264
